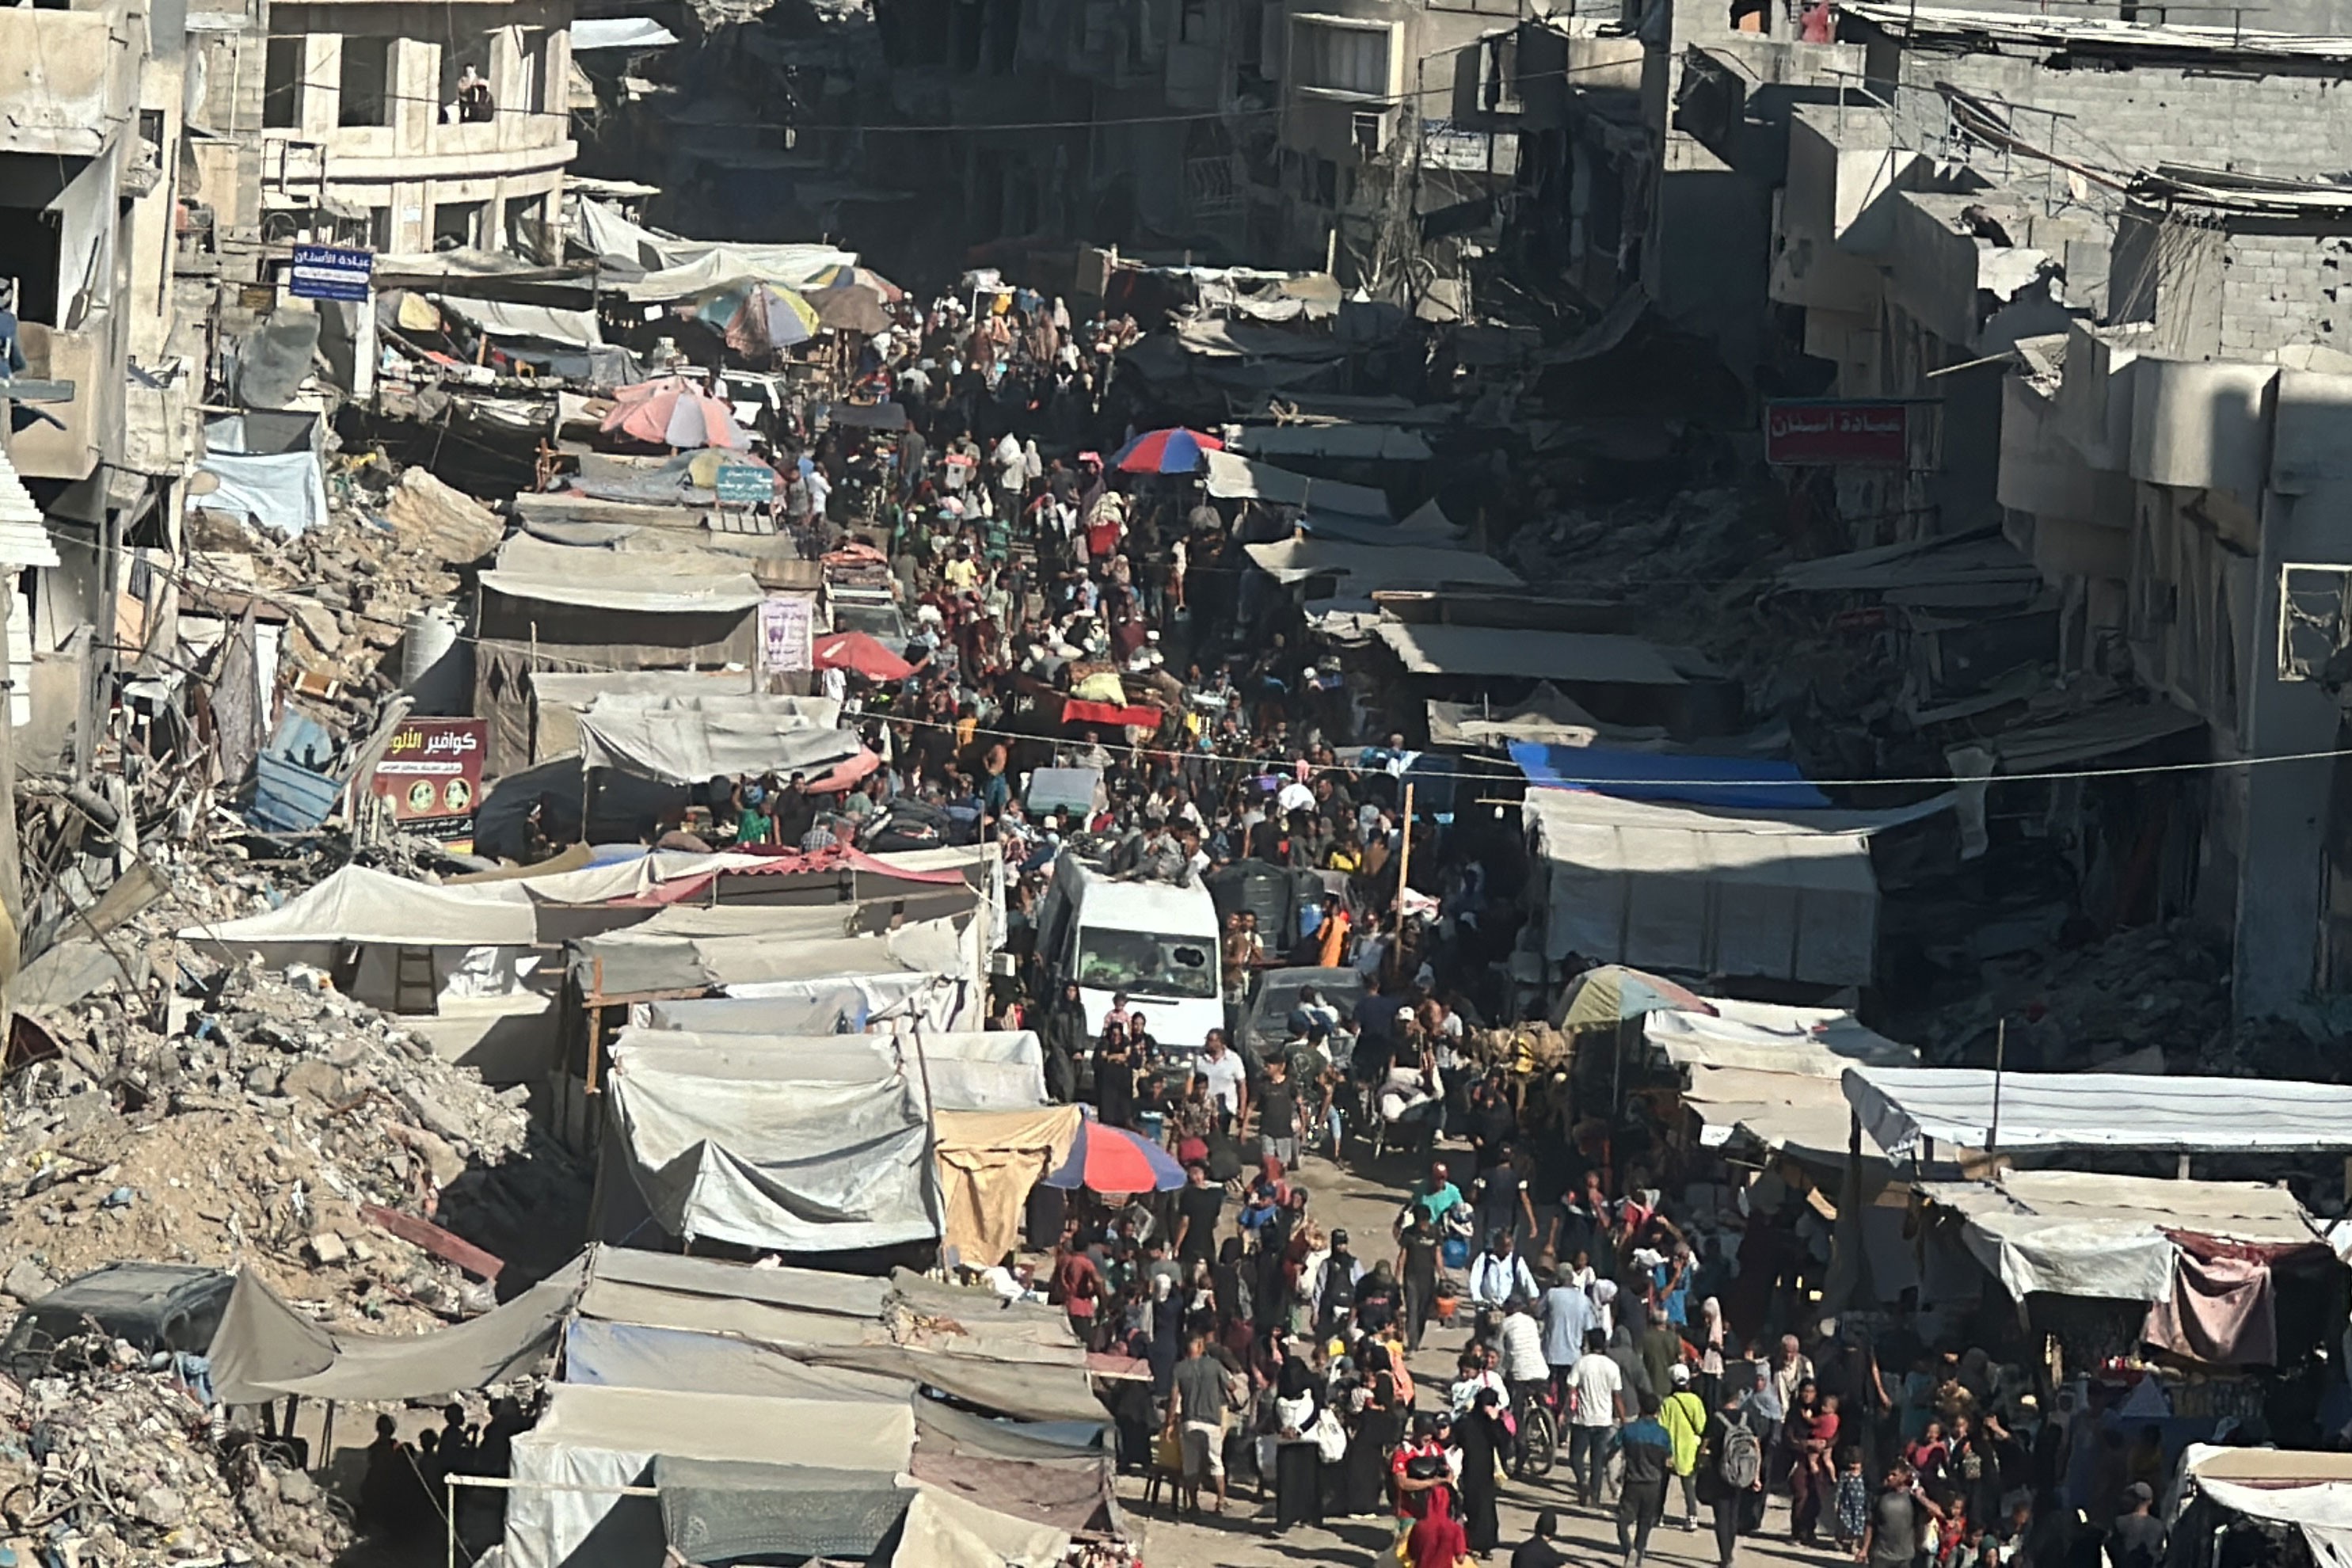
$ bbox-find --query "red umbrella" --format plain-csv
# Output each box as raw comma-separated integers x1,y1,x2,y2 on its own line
1043,1119,1186,1193
600,375,748,450
813,630,915,682
1112,427,1223,474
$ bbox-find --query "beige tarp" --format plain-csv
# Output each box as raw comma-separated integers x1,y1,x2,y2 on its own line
892,1486,1070,1568
932,1106,1083,1270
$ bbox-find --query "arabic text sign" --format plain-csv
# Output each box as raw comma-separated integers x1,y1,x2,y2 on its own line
370,717,487,847
1764,400,1910,466
288,245,375,303
760,594,814,673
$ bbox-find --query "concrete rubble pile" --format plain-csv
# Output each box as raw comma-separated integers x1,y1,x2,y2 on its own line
0,941,545,1316
1913,917,2316,1077
0,1349,349,1567
189,462,504,698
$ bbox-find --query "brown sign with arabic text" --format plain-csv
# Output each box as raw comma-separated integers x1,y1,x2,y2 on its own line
1764,399,1910,466
370,717,487,850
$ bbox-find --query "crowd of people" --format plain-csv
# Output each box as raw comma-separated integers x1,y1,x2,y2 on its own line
609,281,2237,1568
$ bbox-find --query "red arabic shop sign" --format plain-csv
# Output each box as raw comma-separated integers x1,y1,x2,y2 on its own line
1764,399,1911,467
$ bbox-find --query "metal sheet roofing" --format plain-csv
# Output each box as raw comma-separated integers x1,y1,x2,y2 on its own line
1844,1066,2352,1155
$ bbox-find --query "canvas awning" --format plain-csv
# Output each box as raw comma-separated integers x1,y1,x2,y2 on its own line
1844,1067,2352,1156
574,691,862,785
574,912,971,1001
1912,1170,2323,1301
1380,622,1688,685
183,864,540,948
570,15,679,48
1203,450,1389,518
1427,683,1656,750
1513,742,1829,810
1522,790,1909,986
208,1262,578,1406
437,297,604,348
1679,1065,1867,1161
1644,999,1917,1075
479,534,768,615
1244,538,1522,593
562,1319,916,1403
2182,1444,2352,1568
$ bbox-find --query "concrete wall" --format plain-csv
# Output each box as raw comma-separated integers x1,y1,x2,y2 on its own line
263,0,573,253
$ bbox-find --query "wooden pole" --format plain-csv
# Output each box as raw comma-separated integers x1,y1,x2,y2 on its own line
1395,782,1415,925
1988,1017,2005,1154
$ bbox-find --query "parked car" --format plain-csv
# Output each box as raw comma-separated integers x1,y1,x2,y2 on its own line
2,1262,234,1380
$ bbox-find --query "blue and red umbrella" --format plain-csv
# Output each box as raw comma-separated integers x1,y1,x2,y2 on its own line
1111,427,1224,474
1043,1117,1186,1193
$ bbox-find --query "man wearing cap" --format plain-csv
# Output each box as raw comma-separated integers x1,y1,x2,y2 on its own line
1391,1410,1455,1532
1661,1362,1708,1530
2109,1482,2165,1568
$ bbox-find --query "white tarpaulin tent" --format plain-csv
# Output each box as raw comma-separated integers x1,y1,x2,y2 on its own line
569,15,678,48
1523,790,1908,987
504,1383,915,1568
600,1037,940,1253
2183,1445,2352,1568
1912,1170,2323,1302
1844,1067,2352,1156
1644,999,1916,1075
479,535,768,615
185,864,540,948
574,692,862,785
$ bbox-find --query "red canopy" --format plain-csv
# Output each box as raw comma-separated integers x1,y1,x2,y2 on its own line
813,630,915,682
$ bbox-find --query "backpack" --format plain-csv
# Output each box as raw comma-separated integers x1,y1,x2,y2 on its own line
1718,1422,1764,1490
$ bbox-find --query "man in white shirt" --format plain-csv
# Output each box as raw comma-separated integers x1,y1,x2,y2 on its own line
1197,1029,1247,1131
1567,1329,1627,1509
1467,1231,1537,1311
1498,1296,1550,1411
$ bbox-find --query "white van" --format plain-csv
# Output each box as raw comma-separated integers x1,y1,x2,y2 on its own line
1037,857,1224,1060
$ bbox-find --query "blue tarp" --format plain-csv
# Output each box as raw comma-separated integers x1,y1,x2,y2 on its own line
1509,741,1831,810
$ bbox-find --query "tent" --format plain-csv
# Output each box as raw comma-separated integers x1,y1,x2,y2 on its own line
1642,999,1917,1074
208,1262,579,1406
503,1383,916,1568
1523,790,1946,988
573,691,868,786
599,1037,941,1254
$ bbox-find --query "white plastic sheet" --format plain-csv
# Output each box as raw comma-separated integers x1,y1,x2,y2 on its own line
193,450,331,536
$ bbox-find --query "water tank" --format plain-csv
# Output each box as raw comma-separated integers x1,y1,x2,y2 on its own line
399,604,470,715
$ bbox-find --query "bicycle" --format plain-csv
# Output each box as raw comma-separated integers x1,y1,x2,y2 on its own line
1509,1383,1559,1480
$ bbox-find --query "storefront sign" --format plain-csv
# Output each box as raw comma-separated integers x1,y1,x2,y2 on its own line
288,244,375,303
1764,399,1910,466
759,595,814,673
370,717,487,849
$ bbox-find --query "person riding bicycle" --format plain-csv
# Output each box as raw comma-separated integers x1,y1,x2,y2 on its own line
1498,1294,1551,1471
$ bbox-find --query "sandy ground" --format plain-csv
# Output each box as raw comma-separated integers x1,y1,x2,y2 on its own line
1114,1142,1836,1568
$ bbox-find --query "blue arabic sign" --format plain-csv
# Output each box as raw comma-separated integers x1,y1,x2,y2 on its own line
288,245,374,303
714,464,774,504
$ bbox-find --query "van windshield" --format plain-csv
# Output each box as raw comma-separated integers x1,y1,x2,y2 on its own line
1076,929,1217,999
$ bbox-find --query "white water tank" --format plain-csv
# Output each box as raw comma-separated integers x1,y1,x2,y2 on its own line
400,604,469,715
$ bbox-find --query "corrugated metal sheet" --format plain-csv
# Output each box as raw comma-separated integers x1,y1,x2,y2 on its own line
248,752,341,832
1846,1066,2352,1155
